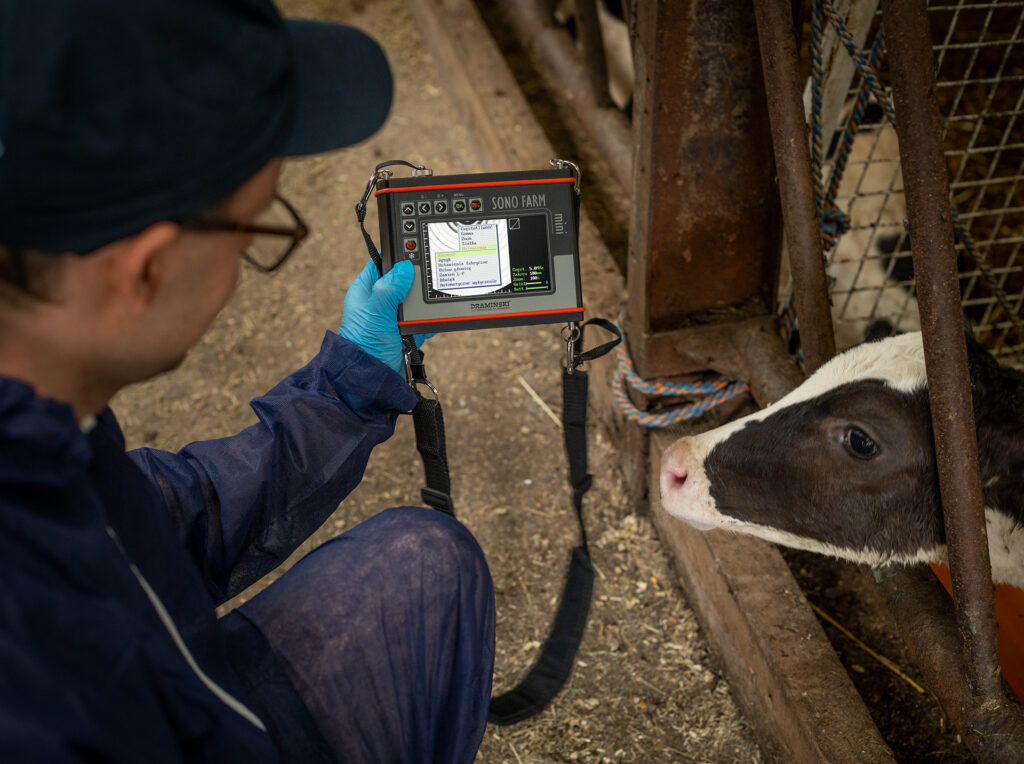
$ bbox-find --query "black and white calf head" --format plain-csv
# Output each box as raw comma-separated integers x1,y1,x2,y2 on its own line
660,332,1024,588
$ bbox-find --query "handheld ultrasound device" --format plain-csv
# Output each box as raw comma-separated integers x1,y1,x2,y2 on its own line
354,160,622,724
372,160,585,335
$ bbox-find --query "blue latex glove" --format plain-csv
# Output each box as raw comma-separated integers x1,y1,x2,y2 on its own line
338,259,432,375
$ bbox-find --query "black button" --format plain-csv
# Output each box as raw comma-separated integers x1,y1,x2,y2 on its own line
418,202,431,214
470,199,482,210
453,200,466,212
401,203,415,216
403,220,415,232
434,201,447,214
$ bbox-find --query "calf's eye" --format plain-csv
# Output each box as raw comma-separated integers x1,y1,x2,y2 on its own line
845,427,879,459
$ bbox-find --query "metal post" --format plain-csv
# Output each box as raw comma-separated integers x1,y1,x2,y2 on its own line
881,0,1003,700
573,0,612,108
752,0,836,373
627,0,782,379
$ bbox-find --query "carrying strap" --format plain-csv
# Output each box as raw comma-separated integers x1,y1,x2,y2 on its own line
488,341,599,724
405,321,622,724
404,337,456,515
405,359,601,723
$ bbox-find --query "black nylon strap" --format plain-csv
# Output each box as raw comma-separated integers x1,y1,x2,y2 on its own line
487,365,596,725
357,213,383,276
562,366,591,528
411,394,454,516
575,317,622,364
402,335,454,515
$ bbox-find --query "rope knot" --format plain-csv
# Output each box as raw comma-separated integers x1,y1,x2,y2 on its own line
819,201,850,249
612,335,749,428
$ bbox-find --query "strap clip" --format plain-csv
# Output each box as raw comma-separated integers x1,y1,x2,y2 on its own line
404,344,436,395
562,322,583,374
355,160,432,224
550,158,582,195
355,168,390,221
410,376,439,401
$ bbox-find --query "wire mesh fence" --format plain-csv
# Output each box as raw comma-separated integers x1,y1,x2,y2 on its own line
815,0,1024,361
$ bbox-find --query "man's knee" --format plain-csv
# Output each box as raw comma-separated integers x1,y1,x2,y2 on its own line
347,506,491,590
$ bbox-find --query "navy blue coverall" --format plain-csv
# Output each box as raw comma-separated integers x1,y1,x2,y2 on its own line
0,332,495,762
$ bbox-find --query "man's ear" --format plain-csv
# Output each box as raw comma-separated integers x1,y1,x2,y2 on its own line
109,222,181,311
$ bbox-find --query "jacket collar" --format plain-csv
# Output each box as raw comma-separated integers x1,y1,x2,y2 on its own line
0,375,94,485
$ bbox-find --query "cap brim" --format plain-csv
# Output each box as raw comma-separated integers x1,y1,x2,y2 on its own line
282,20,393,157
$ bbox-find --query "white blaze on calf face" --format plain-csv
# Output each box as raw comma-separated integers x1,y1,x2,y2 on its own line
661,332,949,567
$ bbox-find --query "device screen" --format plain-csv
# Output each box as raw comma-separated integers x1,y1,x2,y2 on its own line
422,214,551,301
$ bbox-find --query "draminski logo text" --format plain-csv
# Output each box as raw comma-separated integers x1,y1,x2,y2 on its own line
470,300,511,311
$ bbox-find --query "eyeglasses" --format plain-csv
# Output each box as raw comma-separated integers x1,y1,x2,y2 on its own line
180,193,309,273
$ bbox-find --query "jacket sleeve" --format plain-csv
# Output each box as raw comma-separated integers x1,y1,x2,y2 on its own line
128,331,419,604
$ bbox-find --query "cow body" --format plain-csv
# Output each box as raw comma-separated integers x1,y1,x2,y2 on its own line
660,332,1024,588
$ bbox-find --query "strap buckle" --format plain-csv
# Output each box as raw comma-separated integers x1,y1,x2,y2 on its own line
355,168,391,220
356,160,433,221
420,486,454,515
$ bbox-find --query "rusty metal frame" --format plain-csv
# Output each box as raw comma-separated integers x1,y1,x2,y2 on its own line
753,0,1024,756
625,0,783,380
487,0,1024,756
572,0,612,109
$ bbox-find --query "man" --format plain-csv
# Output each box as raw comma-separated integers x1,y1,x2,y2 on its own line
0,1,495,762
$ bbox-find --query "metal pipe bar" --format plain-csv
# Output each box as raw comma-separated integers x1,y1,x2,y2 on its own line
572,0,612,109
882,0,1004,701
873,567,1024,761
494,0,633,194
752,0,837,373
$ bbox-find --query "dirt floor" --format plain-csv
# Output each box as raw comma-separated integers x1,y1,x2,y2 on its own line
112,0,763,761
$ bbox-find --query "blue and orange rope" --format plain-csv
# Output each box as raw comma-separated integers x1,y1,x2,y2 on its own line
612,332,749,428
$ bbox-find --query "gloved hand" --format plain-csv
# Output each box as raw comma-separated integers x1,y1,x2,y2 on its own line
338,258,431,375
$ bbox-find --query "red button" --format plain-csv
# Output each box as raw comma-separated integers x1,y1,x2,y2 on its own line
405,240,417,251
470,200,481,210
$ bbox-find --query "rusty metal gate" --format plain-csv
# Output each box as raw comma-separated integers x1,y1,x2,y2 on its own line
487,0,1024,759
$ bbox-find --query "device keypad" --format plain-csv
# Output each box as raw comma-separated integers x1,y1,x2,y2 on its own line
394,194,490,264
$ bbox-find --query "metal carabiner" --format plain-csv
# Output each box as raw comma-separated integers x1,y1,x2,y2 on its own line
562,322,582,374
404,349,440,399
550,158,582,195
410,377,440,400
356,168,393,216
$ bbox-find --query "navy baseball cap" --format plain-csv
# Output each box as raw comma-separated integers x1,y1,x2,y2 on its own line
0,0,393,254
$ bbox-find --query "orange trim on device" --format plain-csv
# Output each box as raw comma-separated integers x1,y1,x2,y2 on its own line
375,177,576,196
399,307,584,327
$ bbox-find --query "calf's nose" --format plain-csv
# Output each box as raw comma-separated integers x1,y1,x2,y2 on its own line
659,464,688,497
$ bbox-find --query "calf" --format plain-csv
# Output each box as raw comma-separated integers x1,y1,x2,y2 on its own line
660,332,1024,588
